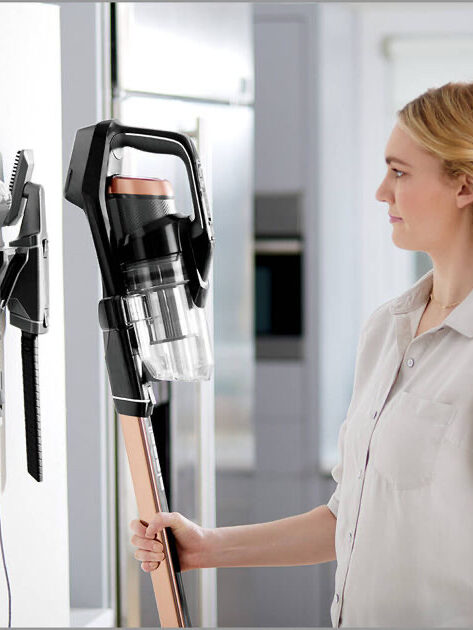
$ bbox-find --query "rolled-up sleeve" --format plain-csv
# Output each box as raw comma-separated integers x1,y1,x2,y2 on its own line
327,418,348,518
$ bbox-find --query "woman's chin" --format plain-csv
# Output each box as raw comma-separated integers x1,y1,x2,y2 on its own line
391,232,419,251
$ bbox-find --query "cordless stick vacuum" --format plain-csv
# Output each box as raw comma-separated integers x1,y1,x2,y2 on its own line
64,120,214,627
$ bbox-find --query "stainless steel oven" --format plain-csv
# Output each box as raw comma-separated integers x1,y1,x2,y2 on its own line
254,193,303,360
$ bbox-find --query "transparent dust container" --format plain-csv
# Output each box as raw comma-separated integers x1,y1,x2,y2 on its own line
123,253,213,381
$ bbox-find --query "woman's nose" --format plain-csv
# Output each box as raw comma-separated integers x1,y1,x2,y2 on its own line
375,176,392,203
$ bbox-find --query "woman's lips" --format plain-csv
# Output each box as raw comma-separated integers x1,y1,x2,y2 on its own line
389,214,403,223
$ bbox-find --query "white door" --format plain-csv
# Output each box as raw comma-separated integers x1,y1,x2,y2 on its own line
0,4,69,626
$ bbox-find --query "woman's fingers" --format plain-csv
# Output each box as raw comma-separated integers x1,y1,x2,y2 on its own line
134,548,165,563
130,514,184,574
145,512,179,539
131,534,164,553
130,519,148,537
141,561,160,573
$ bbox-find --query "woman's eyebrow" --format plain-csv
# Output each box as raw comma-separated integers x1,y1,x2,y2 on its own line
385,156,412,167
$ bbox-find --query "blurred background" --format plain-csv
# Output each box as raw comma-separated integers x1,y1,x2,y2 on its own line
2,1,473,627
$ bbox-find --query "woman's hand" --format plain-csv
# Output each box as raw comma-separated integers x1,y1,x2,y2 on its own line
130,512,207,573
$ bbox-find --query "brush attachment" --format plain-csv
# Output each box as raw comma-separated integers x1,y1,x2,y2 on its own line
6,150,33,226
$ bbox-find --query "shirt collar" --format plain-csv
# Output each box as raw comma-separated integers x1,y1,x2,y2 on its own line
389,268,473,338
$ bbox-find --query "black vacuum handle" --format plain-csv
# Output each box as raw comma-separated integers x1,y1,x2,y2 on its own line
109,130,213,238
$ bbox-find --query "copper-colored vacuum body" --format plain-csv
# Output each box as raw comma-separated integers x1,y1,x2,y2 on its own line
107,174,175,197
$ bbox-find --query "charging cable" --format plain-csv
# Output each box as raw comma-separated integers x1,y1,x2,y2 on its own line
0,507,11,626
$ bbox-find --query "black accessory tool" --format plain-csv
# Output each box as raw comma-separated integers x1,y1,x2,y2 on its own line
0,150,49,482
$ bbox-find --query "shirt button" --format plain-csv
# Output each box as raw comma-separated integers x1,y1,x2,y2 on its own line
372,410,378,419
348,531,353,542
336,593,340,603
358,469,364,479
407,357,415,367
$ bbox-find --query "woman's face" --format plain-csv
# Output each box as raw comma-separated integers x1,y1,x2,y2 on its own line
375,123,464,254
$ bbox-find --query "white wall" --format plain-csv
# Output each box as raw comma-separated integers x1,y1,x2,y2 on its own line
0,3,69,626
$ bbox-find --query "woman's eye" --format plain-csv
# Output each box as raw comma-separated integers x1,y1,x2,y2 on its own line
391,168,405,178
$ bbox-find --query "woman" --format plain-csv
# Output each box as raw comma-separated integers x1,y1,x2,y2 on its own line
130,82,473,627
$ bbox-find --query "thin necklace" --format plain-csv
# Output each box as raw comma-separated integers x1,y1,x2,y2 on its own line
429,292,461,309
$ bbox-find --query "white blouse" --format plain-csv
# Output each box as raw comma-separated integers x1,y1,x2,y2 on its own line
327,268,473,627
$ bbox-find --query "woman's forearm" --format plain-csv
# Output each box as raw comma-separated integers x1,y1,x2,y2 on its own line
200,504,336,569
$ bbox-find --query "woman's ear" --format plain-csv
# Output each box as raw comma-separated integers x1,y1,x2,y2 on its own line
456,174,473,209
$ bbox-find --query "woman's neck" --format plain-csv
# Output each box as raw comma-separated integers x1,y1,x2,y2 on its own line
429,250,473,307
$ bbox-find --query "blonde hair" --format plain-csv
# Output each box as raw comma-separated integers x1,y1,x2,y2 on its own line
397,81,473,181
